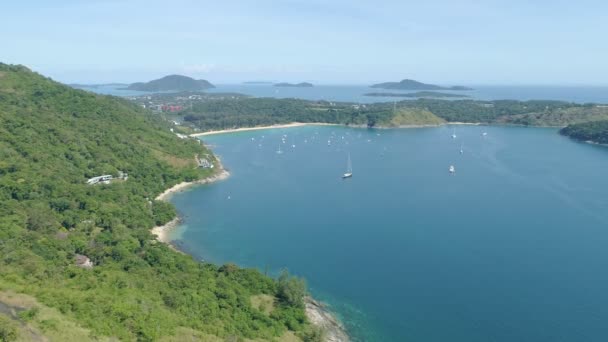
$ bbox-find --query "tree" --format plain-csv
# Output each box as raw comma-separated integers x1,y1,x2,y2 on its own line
277,269,307,308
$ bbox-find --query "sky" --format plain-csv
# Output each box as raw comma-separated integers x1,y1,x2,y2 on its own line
2,0,608,85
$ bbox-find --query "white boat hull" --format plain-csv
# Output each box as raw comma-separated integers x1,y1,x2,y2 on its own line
342,173,353,179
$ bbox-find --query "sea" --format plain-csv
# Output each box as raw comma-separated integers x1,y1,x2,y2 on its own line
169,125,608,342
78,83,608,104
80,84,608,341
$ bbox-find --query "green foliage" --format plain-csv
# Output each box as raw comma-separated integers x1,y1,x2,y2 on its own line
0,315,18,342
277,270,307,308
560,120,608,144
0,64,309,340
298,327,325,342
175,94,606,132
17,307,39,321
181,98,396,129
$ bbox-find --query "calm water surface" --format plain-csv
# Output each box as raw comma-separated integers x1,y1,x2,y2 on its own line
170,125,608,341
79,83,608,103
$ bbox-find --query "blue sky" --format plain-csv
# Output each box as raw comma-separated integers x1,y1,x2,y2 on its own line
2,0,608,85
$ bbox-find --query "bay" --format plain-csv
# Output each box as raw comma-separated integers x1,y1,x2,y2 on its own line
169,125,608,341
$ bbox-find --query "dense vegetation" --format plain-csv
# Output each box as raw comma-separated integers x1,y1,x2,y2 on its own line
126,75,215,92
0,64,316,341
560,120,608,144
181,98,397,129
172,96,608,132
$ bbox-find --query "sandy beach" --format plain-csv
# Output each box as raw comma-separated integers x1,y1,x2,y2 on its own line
190,122,338,137
150,150,348,341
151,160,230,243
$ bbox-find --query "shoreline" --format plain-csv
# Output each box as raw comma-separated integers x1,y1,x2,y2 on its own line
190,121,486,138
305,297,350,342
190,122,338,137
151,157,230,244
150,156,349,341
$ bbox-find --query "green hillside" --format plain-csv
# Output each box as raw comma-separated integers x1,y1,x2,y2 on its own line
0,64,314,341
386,108,445,127
560,120,608,144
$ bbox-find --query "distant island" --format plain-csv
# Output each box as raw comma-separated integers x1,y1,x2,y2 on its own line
125,75,215,92
274,82,314,88
371,79,473,91
364,91,470,98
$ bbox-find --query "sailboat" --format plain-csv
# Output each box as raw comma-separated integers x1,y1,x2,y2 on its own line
449,165,455,174
460,143,464,154
451,128,457,139
276,144,283,154
342,153,353,179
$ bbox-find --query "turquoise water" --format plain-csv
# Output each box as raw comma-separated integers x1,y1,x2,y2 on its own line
171,125,608,341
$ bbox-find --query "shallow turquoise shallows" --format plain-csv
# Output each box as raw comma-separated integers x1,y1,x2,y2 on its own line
169,125,608,342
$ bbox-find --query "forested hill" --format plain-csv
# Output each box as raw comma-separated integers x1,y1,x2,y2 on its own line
560,120,608,144
0,64,316,341
173,96,608,132
126,74,215,92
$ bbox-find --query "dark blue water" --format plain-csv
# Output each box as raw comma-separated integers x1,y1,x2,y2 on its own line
78,83,608,103
170,125,608,341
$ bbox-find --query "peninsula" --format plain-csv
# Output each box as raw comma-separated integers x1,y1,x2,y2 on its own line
125,74,215,92
0,63,335,341
560,120,608,144
371,79,473,91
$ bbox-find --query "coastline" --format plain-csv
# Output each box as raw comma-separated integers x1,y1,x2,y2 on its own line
190,121,485,138
150,155,349,341
190,122,338,137
305,297,350,342
151,157,230,244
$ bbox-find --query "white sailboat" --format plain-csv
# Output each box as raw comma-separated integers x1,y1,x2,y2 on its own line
449,165,455,174
460,143,464,154
451,128,457,139
342,153,353,179
276,144,283,154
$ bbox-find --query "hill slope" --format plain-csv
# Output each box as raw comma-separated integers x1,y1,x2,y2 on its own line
0,64,314,341
560,120,608,144
126,74,215,92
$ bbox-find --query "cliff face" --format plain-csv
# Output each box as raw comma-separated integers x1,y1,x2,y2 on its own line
305,297,350,342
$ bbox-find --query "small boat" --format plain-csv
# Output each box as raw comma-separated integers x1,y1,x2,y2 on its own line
482,132,488,137
451,129,457,139
276,144,283,154
449,165,455,174
342,153,353,179
460,143,464,154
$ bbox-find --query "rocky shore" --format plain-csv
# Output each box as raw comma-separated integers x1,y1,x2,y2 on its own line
305,297,350,342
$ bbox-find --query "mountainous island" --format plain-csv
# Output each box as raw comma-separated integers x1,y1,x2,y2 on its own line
0,63,330,341
371,79,473,91
125,74,215,92
364,91,470,98
274,82,314,87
